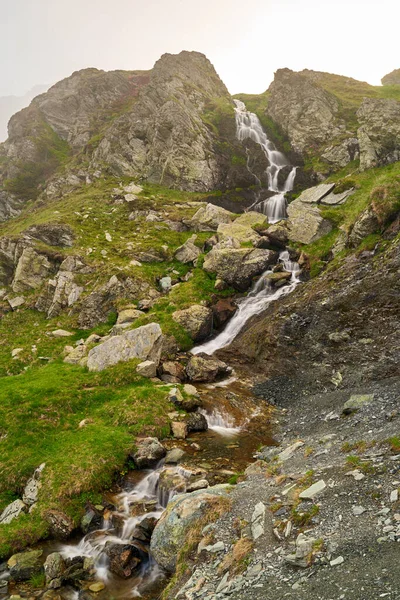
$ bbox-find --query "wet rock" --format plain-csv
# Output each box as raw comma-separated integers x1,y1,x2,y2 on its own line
0,499,28,525
136,360,157,378
212,298,237,329
158,468,187,501
186,354,230,382
174,235,201,264
132,437,166,469
87,323,163,372
44,553,66,588
150,484,231,572
203,247,277,291
187,412,208,432
44,509,75,540
172,305,213,342
165,448,186,464
89,582,105,592
168,387,200,411
7,550,43,582
189,204,233,232
104,541,146,578
80,508,102,534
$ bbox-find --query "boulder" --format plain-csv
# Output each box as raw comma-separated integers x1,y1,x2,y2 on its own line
132,437,166,469
189,204,233,232
43,510,75,540
287,200,332,244
63,344,87,365
44,552,66,588
217,212,266,244
87,323,163,372
348,208,379,247
321,138,360,169
320,188,354,205
203,247,277,291
295,183,336,204
263,223,289,248
104,541,146,578
8,550,43,582
150,485,231,572
168,387,200,411
162,361,186,381
136,360,157,378
172,305,213,342
342,394,374,415
212,298,237,329
187,412,208,432
171,421,188,439
0,499,28,525
24,223,74,248
158,468,187,500
186,354,229,382
12,247,56,293
117,308,145,326
165,448,186,464
174,235,201,264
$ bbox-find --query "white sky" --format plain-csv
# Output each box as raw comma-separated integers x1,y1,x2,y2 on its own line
1,0,399,97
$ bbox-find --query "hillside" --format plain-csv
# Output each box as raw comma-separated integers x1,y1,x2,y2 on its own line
0,53,399,600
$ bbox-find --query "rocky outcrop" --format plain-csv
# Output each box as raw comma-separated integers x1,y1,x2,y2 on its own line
150,485,231,572
189,203,233,232
12,247,57,293
87,323,163,372
266,69,345,155
203,247,276,291
357,98,400,170
321,138,360,169
287,200,332,245
172,305,213,342
382,69,400,85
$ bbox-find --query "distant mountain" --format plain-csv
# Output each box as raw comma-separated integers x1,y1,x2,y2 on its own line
0,84,49,141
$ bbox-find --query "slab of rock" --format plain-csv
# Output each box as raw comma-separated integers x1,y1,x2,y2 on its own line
251,501,266,540
12,247,55,293
117,308,145,326
24,223,75,248
8,296,25,310
348,208,379,247
285,533,316,568
172,305,213,342
22,463,45,505
174,235,201,264
278,441,304,462
342,394,374,415
203,247,277,291
357,97,400,170
295,183,335,204
320,188,354,205
299,479,326,500
150,485,231,572
189,204,233,232
217,213,263,244
0,499,28,525
171,421,188,439
186,354,229,382
136,360,157,378
87,323,163,372
8,550,43,582
287,201,332,245
50,329,74,338
132,438,166,468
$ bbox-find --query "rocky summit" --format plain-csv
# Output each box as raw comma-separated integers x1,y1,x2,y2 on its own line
0,51,399,600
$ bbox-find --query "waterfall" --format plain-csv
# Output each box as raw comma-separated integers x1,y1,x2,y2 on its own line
199,409,241,436
234,99,296,222
192,251,300,356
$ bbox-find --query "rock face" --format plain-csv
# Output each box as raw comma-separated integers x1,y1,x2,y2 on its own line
87,323,163,372
357,98,400,170
266,68,345,155
203,247,276,291
382,69,400,85
12,247,57,292
172,305,213,342
150,485,231,572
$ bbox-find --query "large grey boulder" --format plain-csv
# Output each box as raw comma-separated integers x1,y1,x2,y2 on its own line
189,203,233,232
287,200,332,244
0,499,28,525
357,98,400,170
174,235,201,264
348,209,379,247
203,247,276,291
150,485,231,572
172,305,213,342
186,354,229,382
321,137,360,169
24,223,74,248
12,247,56,293
87,323,163,372
8,550,43,582
132,438,166,468
294,183,335,204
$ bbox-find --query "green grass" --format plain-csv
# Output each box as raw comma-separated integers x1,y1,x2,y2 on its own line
0,360,172,557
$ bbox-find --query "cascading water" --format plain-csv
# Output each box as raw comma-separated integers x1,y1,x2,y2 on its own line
199,409,241,436
192,251,300,356
234,99,296,223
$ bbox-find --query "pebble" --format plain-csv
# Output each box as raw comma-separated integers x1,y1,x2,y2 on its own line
330,556,344,566
89,582,106,592
352,506,366,516
390,489,398,502
299,479,326,500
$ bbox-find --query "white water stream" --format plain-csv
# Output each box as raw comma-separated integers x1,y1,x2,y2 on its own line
234,99,296,223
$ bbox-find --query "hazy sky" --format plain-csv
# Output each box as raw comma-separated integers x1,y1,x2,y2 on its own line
1,0,399,97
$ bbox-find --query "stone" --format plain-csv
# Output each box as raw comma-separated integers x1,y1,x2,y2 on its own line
22,463,45,505
104,541,144,578
24,223,75,247
174,235,201,264
171,421,188,439
8,550,43,582
44,553,66,587
165,448,186,464
390,490,399,502
183,383,198,396
320,188,354,206
132,437,166,469
87,323,163,372
169,387,200,411
150,485,231,572
172,305,213,342
189,204,233,232
162,361,186,381
159,276,172,292
217,220,260,244
263,223,289,248
352,506,366,516
204,247,277,291
50,329,74,338
342,394,374,415
329,331,350,343
186,479,209,492
8,296,25,310
186,412,208,432
186,354,229,382
44,510,75,539
117,308,145,326
89,582,106,592
287,200,332,245
0,499,28,525
285,533,315,568
330,556,344,566
212,298,237,329
299,479,326,500
348,208,379,247
136,360,157,378
278,441,304,461
251,502,266,540
322,138,360,169
295,183,336,204
12,247,55,293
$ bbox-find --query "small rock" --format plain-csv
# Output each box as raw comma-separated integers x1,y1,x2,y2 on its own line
299,480,326,500
165,448,186,464
89,582,105,592
342,394,374,415
330,556,344,566
171,421,188,439
352,506,366,516
136,360,157,378
390,489,399,502
50,329,74,338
